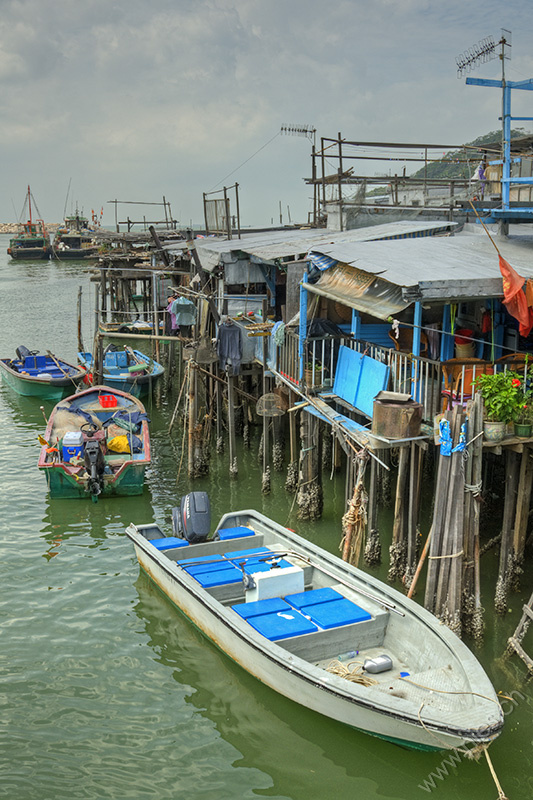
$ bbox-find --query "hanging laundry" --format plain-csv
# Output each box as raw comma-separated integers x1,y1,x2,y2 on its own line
170,296,198,327
216,319,242,375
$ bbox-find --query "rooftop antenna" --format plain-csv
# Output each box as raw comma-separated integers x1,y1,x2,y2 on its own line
456,31,511,158
281,123,316,148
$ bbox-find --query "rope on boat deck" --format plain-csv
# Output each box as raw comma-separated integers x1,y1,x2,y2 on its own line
326,659,377,687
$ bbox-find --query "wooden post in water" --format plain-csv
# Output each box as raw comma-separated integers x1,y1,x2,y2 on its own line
495,449,520,614
228,371,238,477
261,302,271,493
511,444,533,590
285,391,298,493
364,455,381,565
388,445,409,581
297,411,322,519
404,441,423,588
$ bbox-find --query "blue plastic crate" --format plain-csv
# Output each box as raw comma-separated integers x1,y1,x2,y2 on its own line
218,526,254,541
149,537,189,551
302,598,372,629
246,609,319,641
285,587,342,610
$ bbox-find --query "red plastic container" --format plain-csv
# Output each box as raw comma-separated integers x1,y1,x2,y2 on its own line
454,328,473,345
99,394,118,408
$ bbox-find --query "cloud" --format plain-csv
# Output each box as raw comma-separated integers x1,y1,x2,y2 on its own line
1,0,532,225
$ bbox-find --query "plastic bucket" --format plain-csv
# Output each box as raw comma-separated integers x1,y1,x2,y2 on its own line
455,328,473,345
455,342,475,358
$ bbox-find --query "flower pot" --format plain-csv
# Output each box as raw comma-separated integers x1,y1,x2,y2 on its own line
514,422,532,438
304,368,321,386
483,420,506,442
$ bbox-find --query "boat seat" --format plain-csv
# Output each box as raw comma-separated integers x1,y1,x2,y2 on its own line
24,355,47,369
217,526,255,541
149,537,189,551
232,598,319,641
106,351,129,368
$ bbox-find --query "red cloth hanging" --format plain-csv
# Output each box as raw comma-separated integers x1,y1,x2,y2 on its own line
499,254,533,337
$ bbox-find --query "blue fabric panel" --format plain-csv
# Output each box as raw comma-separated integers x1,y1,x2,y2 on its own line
285,587,342,609
149,537,189,551
222,546,271,560
356,356,390,418
302,599,372,629
218,526,254,540
245,609,319,641
232,598,290,620
191,566,243,588
332,346,364,406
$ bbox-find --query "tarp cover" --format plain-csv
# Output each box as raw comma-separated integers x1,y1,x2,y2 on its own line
304,262,411,320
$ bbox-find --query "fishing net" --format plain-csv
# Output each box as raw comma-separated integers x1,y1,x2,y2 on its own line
256,393,286,417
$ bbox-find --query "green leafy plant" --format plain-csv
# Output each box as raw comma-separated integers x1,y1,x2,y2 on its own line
474,371,526,423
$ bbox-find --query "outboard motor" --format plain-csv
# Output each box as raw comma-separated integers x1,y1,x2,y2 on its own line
172,491,211,543
81,424,106,501
16,345,33,361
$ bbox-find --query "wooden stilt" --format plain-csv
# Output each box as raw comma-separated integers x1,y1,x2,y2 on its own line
388,445,409,581
495,449,520,614
228,371,238,477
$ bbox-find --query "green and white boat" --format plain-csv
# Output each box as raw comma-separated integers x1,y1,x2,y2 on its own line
39,385,150,500
0,346,85,400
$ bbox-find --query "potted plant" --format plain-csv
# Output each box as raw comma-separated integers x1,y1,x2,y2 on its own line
304,361,323,387
474,371,524,442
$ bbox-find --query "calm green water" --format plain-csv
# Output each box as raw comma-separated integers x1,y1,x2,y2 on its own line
1,233,532,800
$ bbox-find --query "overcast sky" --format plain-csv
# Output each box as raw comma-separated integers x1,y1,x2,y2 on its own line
1,0,532,228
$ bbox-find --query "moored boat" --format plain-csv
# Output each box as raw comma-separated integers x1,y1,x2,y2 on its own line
38,385,150,500
77,345,164,397
126,498,504,752
0,346,85,400
52,210,98,260
7,186,52,260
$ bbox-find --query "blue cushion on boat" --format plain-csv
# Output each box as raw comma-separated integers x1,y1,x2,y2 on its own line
232,598,290,620
149,537,189,551
245,609,319,641
223,546,271,560
185,560,236,576
190,565,243,588
301,598,372,629
177,555,223,566
218,526,254,540
285,587,343,609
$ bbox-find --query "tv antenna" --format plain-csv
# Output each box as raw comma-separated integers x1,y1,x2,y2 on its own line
281,123,316,147
456,30,511,79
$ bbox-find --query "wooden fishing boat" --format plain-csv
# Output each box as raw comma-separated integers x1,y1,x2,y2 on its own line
7,186,52,260
126,499,504,752
52,210,98,260
39,385,150,500
0,346,85,400
77,346,164,398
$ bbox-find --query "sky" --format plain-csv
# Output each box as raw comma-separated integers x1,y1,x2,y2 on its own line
1,0,533,228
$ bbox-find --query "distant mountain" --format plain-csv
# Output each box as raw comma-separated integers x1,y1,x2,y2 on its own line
409,129,529,180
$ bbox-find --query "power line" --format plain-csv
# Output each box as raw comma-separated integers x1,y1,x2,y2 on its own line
210,131,281,191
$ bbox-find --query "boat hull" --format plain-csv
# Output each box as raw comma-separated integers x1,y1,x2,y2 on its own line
38,385,150,499
8,247,51,260
127,514,504,752
77,350,164,398
52,247,98,260
0,358,84,400
44,461,146,498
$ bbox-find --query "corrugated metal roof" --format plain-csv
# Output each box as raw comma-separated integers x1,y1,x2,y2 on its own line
305,264,410,320
176,221,458,271
310,231,533,289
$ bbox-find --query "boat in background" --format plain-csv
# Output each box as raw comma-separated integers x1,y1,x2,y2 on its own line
127,498,504,752
52,209,99,260
77,345,165,397
0,346,85,400
7,186,51,260
38,385,151,500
